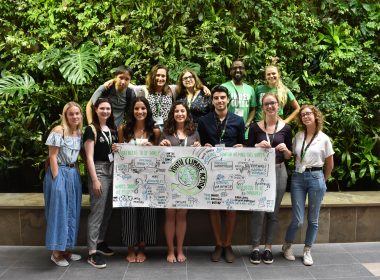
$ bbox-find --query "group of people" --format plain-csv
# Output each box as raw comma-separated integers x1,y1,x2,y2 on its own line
43,59,334,269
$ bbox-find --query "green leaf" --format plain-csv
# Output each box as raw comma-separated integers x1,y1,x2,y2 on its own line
0,73,39,96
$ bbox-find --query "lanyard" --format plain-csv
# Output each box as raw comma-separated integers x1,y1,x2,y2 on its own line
174,133,188,147
214,113,229,144
300,131,318,161
187,90,199,109
154,93,163,116
100,130,112,152
231,81,245,108
264,119,278,146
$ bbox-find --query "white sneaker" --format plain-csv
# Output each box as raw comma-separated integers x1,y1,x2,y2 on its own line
282,244,295,261
51,254,69,267
303,248,313,266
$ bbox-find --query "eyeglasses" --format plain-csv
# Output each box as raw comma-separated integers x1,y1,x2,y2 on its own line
263,101,277,107
182,75,194,81
301,111,313,118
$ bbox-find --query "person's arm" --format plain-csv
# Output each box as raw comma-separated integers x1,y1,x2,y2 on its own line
86,100,93,125
246,107,256,128
152,128,161,146
117,125,124,143
84,139,102,198
48,126,64,178
284,99,300,123
324,155,334,181
86,85,106,124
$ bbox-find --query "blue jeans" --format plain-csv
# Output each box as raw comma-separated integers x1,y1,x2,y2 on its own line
285,170,326,247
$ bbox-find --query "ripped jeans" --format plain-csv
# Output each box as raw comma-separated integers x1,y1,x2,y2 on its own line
285,170,326,247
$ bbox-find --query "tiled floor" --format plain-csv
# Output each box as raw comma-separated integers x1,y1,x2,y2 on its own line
0,243,379,279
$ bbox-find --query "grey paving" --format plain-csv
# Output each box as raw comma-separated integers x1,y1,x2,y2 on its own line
0,243,378,279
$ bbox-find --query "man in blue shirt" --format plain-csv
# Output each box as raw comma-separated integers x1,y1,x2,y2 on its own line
198,85,245,263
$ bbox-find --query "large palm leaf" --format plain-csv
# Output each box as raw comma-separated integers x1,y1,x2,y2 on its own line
59,42,100,85
0,73,38,98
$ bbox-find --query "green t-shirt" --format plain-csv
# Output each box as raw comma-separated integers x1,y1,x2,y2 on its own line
222,80,256,123
254,85,296,122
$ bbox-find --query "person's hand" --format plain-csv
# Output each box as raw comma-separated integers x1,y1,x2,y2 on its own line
203,85,211,96
233,144,243,148
160,139,171,146
192,141,201,147
204,143,213,147
92,179,102,198
255,140,271,148
111,143,118,152
103,79,115,89
275,143,288,153
143,141,153,146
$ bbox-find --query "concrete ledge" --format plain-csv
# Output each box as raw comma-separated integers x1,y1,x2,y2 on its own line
0,192,379,245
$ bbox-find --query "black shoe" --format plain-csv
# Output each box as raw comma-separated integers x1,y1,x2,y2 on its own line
87,252,106,269
249,250,261,264
262,249,273,264
97,242,114,256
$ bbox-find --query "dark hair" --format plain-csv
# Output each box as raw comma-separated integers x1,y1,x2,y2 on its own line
211,85,230,99
163,101,196,136
113,65,133,77
91,98,117,131
175,68,204,100
122,97,156,143
146,64,171,95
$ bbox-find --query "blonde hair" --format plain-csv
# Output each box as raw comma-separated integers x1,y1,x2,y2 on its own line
261,93,279,120
61,101,83,135
265,57,288,108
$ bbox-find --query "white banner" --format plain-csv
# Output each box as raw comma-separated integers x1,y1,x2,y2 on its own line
113,145,276,211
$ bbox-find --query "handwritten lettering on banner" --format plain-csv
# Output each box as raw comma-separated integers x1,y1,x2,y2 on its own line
113,145,276,211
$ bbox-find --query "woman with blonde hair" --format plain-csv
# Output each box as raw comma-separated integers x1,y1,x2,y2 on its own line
254,57,300,123
282,105,334,266
175,69,211,125
44,101,83,266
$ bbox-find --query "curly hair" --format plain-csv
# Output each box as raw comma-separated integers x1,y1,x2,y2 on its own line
145,64,171,95
297,105,324,132
122,97,156,143
175,68,204,100
163,101,196,136
91,98,117,132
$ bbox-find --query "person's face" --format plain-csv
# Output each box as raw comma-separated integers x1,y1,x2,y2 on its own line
265,66,279,86
66,106,82,128
230,61,246,83
300,107,315,127
262,95,279,117
174,104,187,124
95,101,112,121
115,72,131,90
181,71,195,89
155,68,167,88
212,91,229,111
133,101,147,121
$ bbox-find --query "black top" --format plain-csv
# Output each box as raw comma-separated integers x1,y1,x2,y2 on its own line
83,126,118,162
247,122,292,163
197,112,245,147
177,90,211,124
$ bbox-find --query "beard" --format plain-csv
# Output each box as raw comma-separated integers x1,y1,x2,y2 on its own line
233,73,244,83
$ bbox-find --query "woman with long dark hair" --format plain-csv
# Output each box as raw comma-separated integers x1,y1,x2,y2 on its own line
118,96,160,263
160,101,201,263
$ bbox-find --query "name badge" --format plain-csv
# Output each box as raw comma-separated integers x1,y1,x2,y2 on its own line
108,153,114,162
154,116,164,125
295,163,305,173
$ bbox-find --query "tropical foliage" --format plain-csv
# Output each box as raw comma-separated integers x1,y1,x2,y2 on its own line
0,0,379,189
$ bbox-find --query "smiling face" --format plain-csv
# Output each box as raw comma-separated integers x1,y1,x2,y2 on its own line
66,105,82,129
181,71,195,89
174,104,187,124
155,68,167,89
230,61,246,83
114,72,131,90
95,101,112,121
300,107,315,127
265,66,279,87
133,101,147,121
262,94,279,118
212,91,229,112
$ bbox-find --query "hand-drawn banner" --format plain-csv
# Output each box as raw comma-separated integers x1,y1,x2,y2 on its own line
113,145,276,211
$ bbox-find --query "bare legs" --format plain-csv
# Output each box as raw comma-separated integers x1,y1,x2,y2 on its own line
165,209,188,263
209,210,236,247
126,242,146,263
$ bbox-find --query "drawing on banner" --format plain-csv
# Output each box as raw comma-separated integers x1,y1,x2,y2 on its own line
113,145,276,211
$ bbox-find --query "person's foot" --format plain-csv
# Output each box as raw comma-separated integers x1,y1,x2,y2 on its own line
136,247,146,263
126,247,136,263
211,245,223,262
63,251,81,261
262,249,274,264
96,242,114,256
282,244,295,261
166,252,177,263
249,250,261,264
87,252,106,269
303,247,313,266
51,253,69,267
224,245,235,263
177,252,187,263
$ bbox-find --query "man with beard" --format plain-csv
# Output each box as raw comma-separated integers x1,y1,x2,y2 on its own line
222,60,256,134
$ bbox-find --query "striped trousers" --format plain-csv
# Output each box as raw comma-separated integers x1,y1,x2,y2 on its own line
121,207,157,246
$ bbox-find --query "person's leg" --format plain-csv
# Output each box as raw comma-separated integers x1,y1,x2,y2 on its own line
121,207,137,262
137,207,157,262
209,210,223,261
165,209,176,263
175,209,188,262
250,211,264,250
97,163,113,246
224,210,236,263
